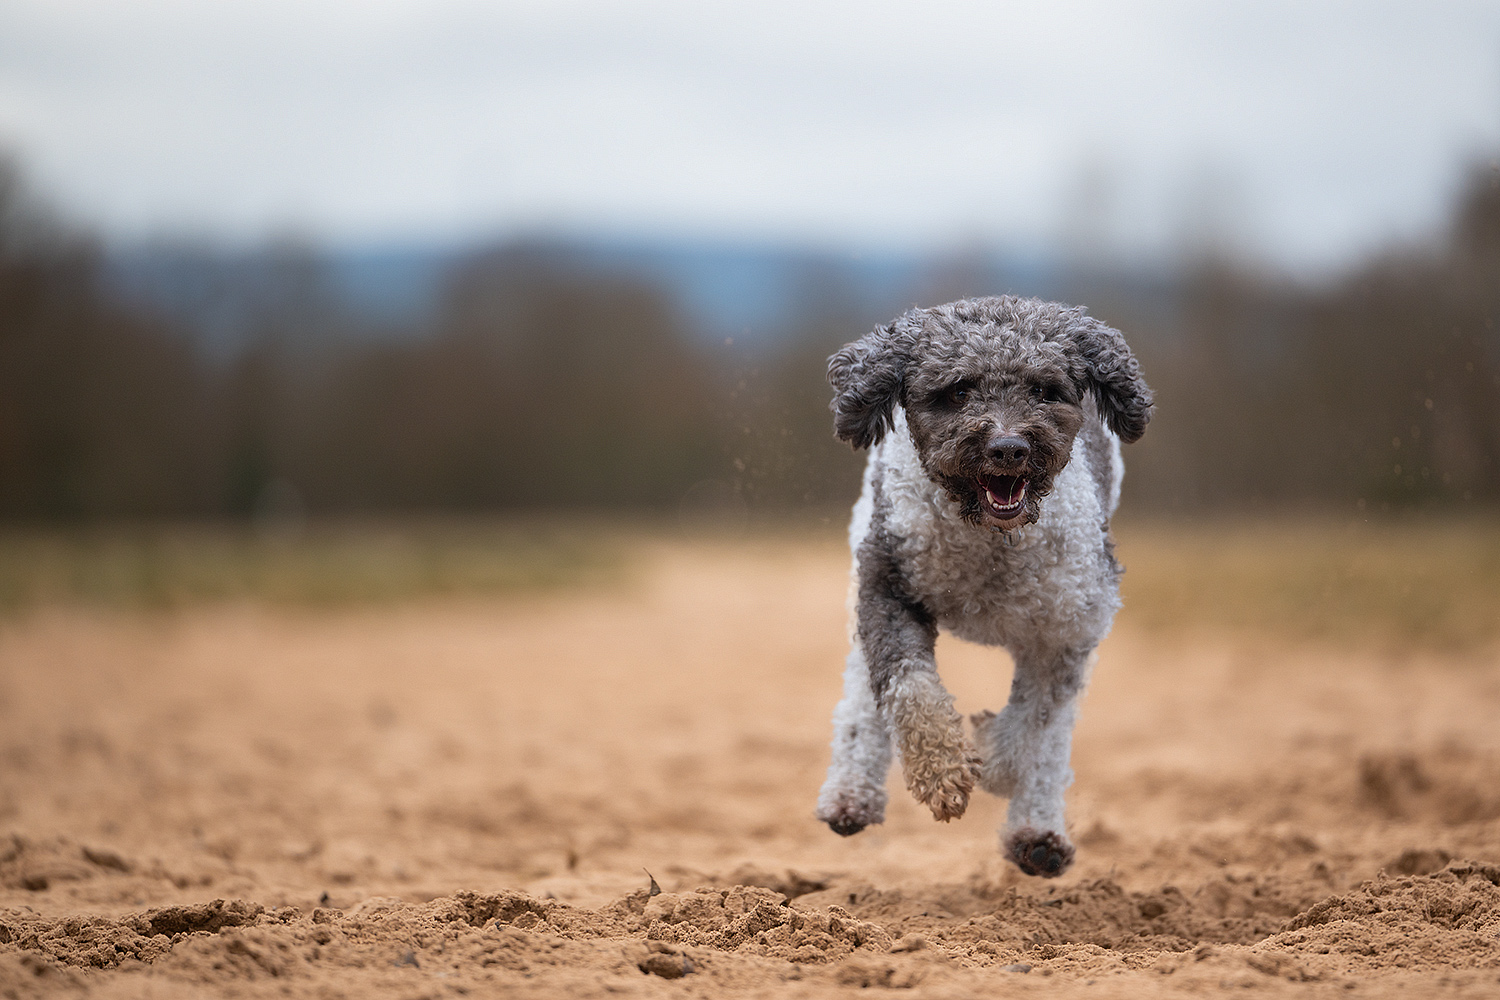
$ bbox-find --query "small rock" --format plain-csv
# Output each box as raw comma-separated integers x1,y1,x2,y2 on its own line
639,953,694,979
889,935,926,953
81,847,131,872
1002,963,1032,973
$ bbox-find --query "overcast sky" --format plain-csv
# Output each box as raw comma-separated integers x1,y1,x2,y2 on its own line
3,0,1499,272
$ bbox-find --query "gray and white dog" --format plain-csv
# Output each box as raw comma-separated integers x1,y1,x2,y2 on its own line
814,295,1152,877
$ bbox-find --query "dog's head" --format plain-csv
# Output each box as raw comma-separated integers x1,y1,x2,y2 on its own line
828,296,1152,529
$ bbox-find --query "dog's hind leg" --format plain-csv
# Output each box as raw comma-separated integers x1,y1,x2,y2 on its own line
816,647,892,835
973,648,1093,877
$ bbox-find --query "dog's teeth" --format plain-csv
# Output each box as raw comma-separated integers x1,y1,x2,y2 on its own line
985,481,1027,516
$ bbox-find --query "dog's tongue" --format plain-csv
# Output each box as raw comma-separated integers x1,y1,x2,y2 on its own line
988,474,1025,502
982,474,1028,514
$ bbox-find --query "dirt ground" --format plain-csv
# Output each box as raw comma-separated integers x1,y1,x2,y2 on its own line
3,534,1500,998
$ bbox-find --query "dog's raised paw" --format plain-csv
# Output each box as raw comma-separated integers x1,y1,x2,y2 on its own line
892,678,983,822
907,747,982,822
1006,828,1075,877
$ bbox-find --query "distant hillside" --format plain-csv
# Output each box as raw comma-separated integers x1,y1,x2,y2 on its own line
102,235,1089,353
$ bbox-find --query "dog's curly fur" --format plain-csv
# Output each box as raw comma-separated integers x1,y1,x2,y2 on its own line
815,296,1152,877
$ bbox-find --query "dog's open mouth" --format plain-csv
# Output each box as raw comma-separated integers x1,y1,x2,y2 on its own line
979,474,1029,520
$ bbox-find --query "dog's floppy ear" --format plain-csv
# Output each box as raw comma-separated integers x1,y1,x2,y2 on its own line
828,321,909,449
1071,317,1153,443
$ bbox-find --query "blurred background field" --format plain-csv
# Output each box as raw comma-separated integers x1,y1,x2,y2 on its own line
1,6,1498,673
1,516,1497,656
0,519,627,611
1115,517,1500,651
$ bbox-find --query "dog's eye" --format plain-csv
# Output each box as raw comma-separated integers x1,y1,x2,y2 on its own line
1036,382,1070,404
942,383,972,406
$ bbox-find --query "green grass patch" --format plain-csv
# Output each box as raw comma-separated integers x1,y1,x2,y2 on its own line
0,519,626,611
1115,516,1500,651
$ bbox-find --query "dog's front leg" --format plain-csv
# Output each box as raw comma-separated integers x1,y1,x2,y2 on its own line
816,646,893,835
856,559,980,823
972,648,1090,876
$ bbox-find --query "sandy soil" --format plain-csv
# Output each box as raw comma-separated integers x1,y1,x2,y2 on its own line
3,536,1500,997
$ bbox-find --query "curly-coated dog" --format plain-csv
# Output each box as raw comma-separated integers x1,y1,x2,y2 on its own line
815,295,1152,877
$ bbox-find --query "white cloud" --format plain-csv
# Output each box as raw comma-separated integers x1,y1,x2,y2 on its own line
2,0,1498,270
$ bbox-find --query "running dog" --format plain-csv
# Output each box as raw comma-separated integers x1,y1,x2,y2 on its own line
815,296,1152,877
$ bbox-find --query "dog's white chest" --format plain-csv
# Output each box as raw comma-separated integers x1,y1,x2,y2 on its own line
872,417,1120,654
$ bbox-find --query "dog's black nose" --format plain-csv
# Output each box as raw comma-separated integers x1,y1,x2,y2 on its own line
986,435,1030,466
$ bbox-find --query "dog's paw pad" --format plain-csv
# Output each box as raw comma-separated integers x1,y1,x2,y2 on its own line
826,816,867,837
817,794,885,836
1006,829,1075,878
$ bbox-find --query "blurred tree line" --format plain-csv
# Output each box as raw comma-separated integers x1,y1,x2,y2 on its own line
1,155,1497,523
1118,162,1500,514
